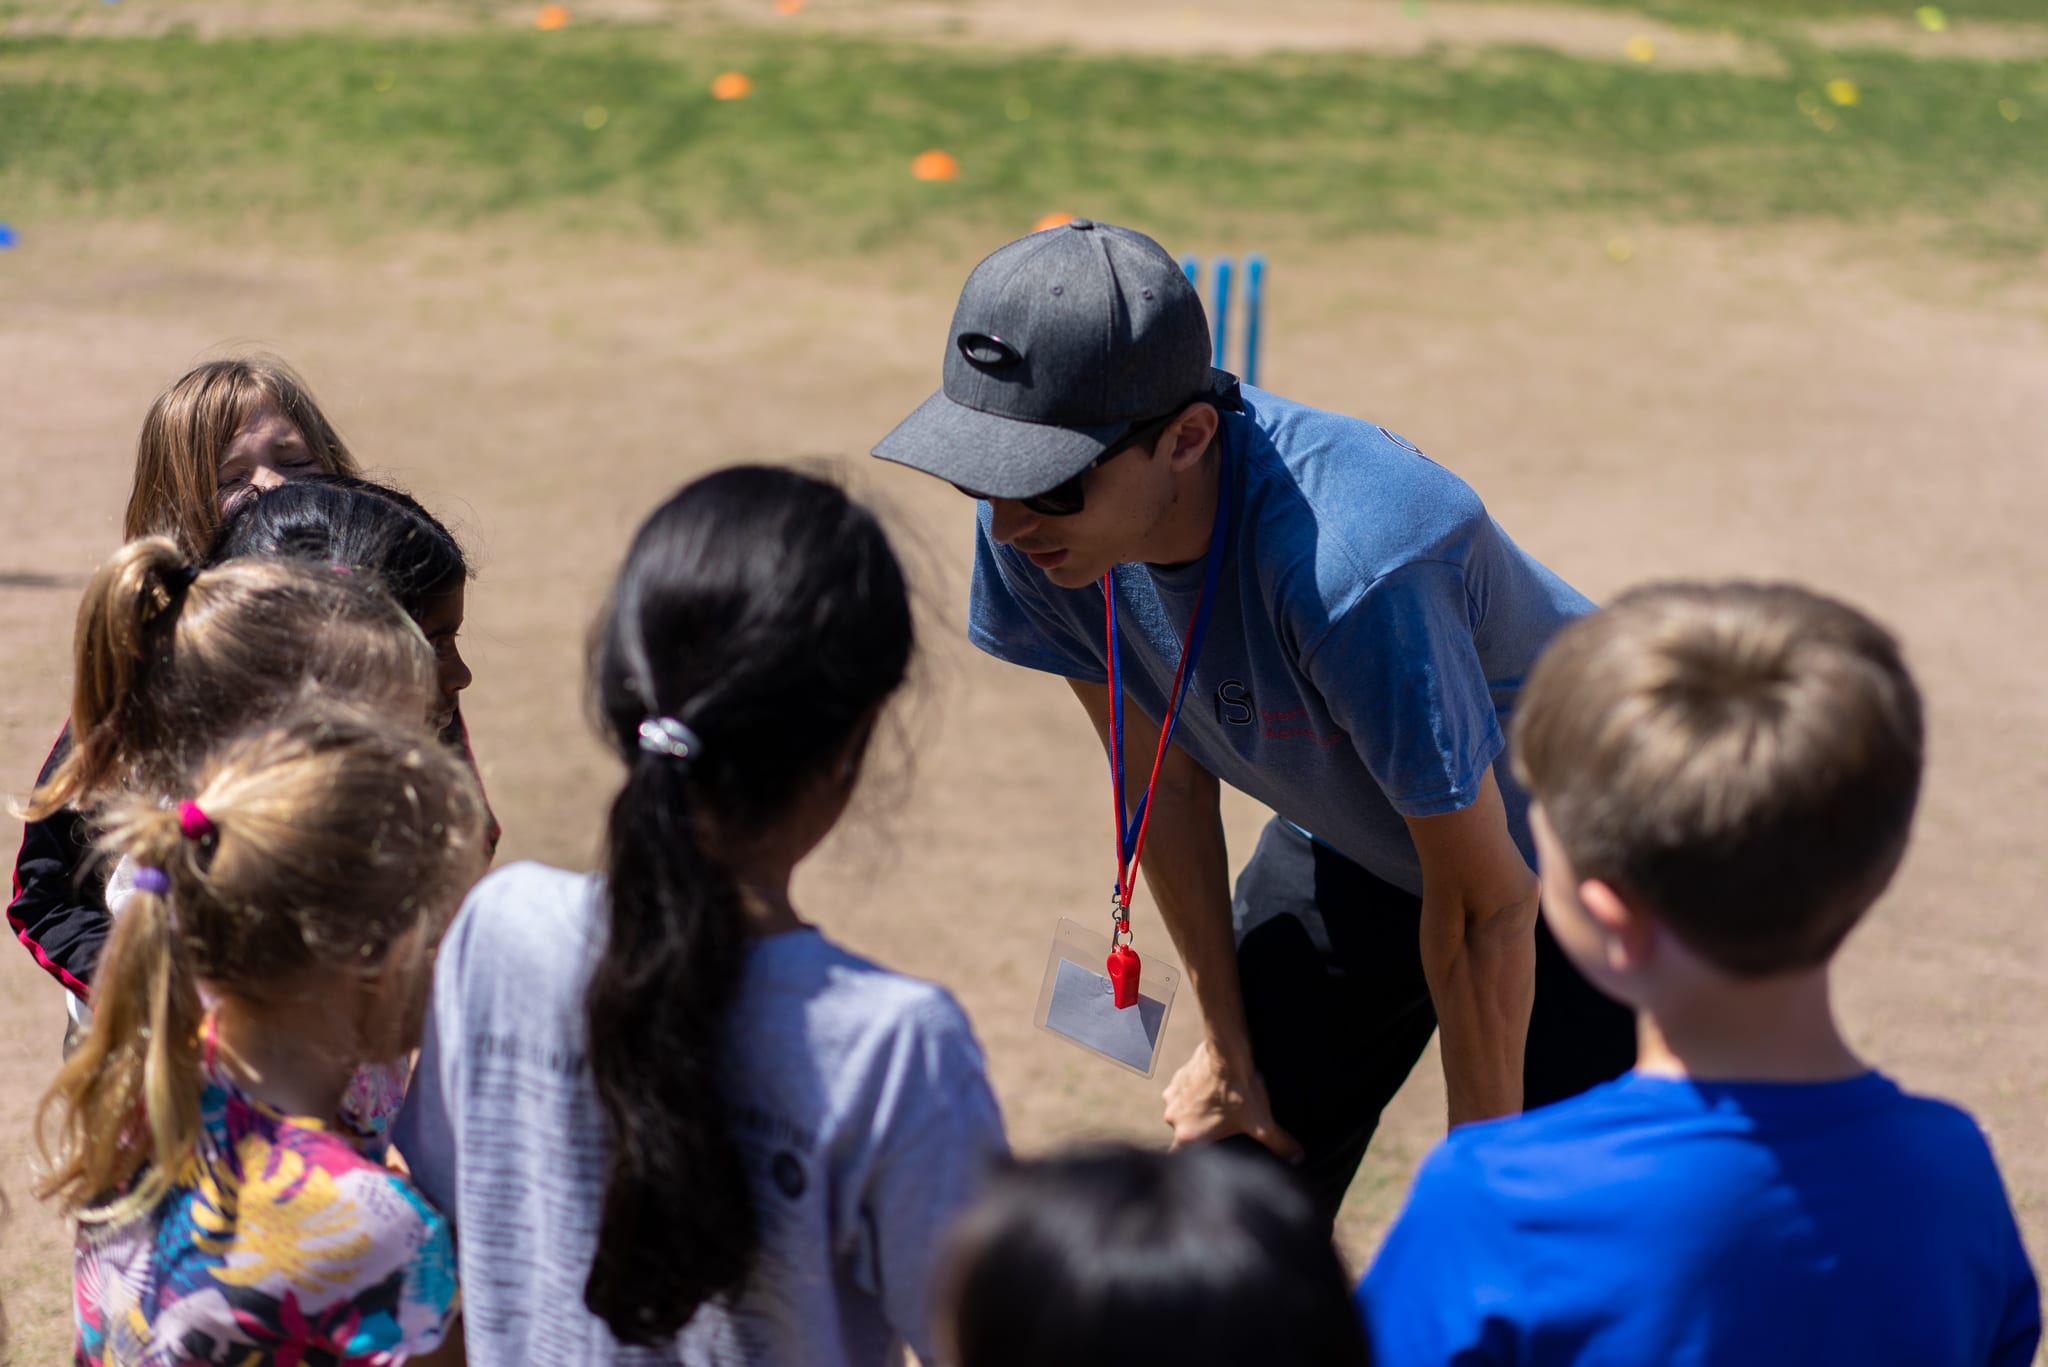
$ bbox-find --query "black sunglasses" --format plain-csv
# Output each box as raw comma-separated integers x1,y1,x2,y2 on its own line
953,409,1184,518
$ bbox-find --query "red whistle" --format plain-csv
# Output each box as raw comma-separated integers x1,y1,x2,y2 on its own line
1107,944,1141,1010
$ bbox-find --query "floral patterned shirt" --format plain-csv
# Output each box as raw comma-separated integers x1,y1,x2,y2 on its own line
72,1037,457,1366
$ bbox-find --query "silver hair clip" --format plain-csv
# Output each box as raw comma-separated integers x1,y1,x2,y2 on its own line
637,716,702,764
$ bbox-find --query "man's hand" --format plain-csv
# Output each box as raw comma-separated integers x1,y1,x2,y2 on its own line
1407,767,1541,1128
1163,1036,1304,1160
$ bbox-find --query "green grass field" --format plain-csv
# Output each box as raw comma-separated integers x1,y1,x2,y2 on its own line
2,24,2045,254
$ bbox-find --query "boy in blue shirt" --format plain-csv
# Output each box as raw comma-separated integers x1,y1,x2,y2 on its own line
1360,582,2039,1366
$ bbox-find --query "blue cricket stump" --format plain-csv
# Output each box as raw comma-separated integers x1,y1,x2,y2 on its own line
1179,253,1265,387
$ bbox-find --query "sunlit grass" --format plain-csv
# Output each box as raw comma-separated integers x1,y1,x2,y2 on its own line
1,27,2044,252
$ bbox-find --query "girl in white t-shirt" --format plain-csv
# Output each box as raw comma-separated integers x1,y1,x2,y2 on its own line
397,467,1008,1365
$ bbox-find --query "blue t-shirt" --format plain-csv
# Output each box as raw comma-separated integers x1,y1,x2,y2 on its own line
1359,1070,2041,1367
968,385,1593,894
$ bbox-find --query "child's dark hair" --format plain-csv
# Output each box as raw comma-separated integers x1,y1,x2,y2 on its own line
36,706,487,1219
582,465,914,1343
209,476,468,620
940,1144,1373,1367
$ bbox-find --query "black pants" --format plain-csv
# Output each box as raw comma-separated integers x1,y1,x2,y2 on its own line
1219,818,1636,1226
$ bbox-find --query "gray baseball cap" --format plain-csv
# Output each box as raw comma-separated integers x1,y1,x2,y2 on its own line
873,219,1217,498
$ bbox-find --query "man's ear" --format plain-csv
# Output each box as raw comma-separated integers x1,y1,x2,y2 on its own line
1163,402,1220,472
1580,878,1656,974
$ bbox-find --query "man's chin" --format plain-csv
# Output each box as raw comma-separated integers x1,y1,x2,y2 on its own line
1040,559,1101,589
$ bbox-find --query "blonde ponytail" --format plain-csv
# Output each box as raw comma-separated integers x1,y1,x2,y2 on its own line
35,803,201,1219
37,706,485,1217
28,537,195,820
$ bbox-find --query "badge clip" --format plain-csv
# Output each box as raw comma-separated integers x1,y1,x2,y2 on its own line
1036,916,1180,1077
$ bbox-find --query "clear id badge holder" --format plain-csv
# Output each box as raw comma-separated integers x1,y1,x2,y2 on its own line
1035,916,1180,1077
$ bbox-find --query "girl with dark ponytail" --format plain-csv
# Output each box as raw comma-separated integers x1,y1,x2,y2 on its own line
397,466,1008,1365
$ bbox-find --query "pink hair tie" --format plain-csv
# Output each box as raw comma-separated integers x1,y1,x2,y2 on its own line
176,800,215,842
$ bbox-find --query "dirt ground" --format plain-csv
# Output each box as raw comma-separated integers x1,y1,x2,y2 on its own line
15,0,2048,63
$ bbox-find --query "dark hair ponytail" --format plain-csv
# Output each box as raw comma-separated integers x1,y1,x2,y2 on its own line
582,466,914,1344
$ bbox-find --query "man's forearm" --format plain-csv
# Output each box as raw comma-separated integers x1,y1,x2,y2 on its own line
1064,677,1255,1070
1421,890,1538,1126
1135,787,1253,1066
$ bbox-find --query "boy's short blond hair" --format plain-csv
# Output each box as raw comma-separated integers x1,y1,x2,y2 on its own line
1512,582,1922,976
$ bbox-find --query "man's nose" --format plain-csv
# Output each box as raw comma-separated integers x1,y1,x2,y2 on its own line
986,499,1040,545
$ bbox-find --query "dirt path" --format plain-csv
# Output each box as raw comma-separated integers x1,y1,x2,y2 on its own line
718,0,2048,63
11,0,2047,64
3,213,2046,1359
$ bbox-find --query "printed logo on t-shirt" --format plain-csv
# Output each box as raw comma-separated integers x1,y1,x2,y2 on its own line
1260,705,1344,747
1215,680,1255,726
771,1151,807,1201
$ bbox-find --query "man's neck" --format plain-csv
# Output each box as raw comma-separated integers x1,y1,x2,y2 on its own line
1141,446,1223,568
1633,963,1865,1084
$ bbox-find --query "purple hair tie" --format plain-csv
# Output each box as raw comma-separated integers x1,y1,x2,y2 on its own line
134,866,171,896
176,800,215,842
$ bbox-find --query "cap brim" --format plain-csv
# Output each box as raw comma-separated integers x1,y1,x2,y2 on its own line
872,390,1128,499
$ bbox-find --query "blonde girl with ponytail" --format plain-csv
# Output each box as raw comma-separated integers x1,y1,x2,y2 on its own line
27,535,437,824
24,534,450,1137
12,356,360,1009
40,707,486,1367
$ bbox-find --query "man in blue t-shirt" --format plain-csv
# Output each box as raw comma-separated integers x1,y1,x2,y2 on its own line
872,220,1632,1219
1360,583,2040,1365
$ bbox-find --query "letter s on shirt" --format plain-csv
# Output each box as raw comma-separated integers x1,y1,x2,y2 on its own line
1215,680,1254,727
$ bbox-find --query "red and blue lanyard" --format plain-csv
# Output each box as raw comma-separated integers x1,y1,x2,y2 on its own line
1102,443,1232,1007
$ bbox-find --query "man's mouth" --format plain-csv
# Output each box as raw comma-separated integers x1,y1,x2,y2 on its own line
1023,548,1069,570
